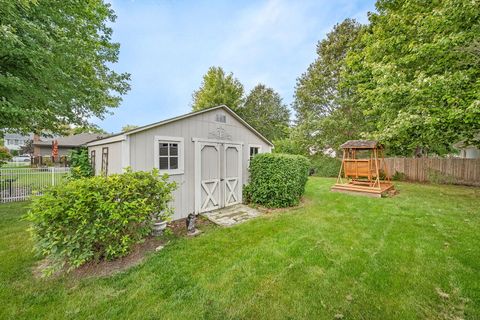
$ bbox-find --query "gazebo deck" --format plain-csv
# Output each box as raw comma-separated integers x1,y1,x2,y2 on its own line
331,181,394,198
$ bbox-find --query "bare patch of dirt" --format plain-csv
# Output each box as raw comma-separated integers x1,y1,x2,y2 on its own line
70,237,166,279
168,215,216,237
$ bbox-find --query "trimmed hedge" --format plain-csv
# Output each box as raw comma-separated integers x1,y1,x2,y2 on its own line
26,169,176,274
244,153,310,207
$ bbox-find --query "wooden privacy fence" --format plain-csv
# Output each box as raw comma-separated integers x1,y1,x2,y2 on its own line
383,158,480,186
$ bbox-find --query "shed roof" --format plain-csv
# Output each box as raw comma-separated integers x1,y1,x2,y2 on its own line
340,140,379,149
87,105,274,147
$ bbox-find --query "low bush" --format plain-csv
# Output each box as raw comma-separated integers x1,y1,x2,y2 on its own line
392,171,407,181
26,168,176,274
310,155,341,177
245,153,310,208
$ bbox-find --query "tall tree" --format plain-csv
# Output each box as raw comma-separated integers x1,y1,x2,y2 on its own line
192,67,244,112
239,84,290,141
0,0,130,134
345,0,480,156
121,124,139,132
293,19,363,153
70,124,107,135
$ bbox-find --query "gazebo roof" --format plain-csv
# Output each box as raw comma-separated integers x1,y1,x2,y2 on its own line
340,140,379,149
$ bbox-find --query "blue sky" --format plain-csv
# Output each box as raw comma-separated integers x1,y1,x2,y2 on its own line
95,0,376,133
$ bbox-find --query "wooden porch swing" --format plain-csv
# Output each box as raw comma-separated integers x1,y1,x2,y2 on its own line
331,140,395,197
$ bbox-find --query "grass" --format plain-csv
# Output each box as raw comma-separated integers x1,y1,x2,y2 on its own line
0,168,69,192
1,177,479,319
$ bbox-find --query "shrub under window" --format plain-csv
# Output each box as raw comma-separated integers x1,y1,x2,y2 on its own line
244,153,310,208
26,168,176,274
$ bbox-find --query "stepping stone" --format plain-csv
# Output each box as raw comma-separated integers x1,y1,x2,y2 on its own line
203,204,262,227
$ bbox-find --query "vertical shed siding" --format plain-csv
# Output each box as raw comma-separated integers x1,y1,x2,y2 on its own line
129,108,271,220
88,141,123,175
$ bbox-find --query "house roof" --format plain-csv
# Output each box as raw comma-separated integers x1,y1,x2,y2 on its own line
87,105,274,147
340,140,379,149
4,133,33,140
34,133,107,147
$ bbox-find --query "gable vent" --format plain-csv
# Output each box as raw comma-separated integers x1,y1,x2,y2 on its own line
215,114,226,123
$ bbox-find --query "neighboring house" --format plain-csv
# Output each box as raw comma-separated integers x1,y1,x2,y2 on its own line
33,133,106,157
454,137,480,159
4,133,33,151
86,105,273,220
458,146,480,159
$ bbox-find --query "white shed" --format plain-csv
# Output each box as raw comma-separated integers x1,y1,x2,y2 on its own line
86,105,273,220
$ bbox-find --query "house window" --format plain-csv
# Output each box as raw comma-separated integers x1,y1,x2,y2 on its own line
90,150,96,175
101,147,108,175
154,136,184,174
249,146,260,161
215,114,226,123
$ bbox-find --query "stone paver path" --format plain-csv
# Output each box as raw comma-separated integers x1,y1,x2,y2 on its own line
202,204,262,227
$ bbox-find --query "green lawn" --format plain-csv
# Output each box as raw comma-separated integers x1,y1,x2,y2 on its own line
1,178,479,319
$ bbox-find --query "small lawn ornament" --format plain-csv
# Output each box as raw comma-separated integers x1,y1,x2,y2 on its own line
152,220,167,236
331,140,395,197
186,213,201,236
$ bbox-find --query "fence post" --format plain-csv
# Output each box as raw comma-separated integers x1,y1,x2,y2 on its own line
51,167,55,186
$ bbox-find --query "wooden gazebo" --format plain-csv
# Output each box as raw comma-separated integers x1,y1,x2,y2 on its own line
331,140,394,197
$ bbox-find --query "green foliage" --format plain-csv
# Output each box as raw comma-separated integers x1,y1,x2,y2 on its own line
68,147,93,180
392,171,407,181
0,146,12,166
121,124,139,132
272,137,307,156
0,0,130,134
238,84,290,141
26,169,176,273
69,124,108,135
344,0,480,155
245,153,310,207
310,155,341,177
293,19,363,153
192,66,244,112
19,139,33,155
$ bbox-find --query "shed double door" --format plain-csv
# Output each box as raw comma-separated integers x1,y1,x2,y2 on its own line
196,141,242,213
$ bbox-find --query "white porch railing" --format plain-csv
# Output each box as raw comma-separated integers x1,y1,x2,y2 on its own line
0,167,71,203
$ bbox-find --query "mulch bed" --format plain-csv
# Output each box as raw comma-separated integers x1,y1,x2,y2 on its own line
34,215,216,279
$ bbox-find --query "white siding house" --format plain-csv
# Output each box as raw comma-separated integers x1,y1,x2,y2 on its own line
86,105,273,220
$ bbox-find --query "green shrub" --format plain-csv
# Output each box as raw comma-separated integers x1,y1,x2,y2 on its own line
392,171,407,181
0,146,12,166
245,153,310,208
68,147,93,179
26,168,176,274
310,155,341,177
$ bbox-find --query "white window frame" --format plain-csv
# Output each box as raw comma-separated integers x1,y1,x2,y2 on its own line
248,144,262,163
154,136,184,175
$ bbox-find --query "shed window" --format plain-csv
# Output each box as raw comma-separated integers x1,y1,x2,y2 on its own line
249,146,260,161
154,136,184,174
158,142,178,170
